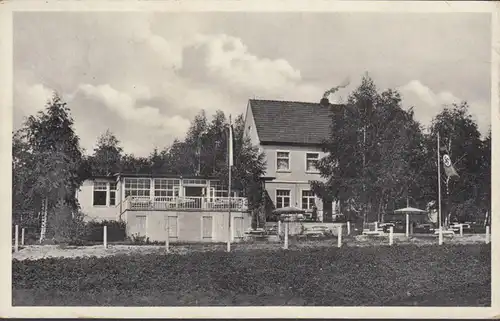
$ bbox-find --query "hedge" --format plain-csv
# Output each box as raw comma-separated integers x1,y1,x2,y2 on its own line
12,244,490,306
82,220,127,242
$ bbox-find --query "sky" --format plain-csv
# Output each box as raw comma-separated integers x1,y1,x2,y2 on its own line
13,12,492,156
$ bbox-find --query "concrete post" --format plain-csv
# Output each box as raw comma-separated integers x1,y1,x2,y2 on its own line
21,228,25,246
405,213,409,237
486,226,490,244
165,223,170,253
284,222,289,250
14,225,19,252
337,225,342,248
347,221,351,235
438,226,443,245
459,224,463,237
389,226,394,246
103,225,108,249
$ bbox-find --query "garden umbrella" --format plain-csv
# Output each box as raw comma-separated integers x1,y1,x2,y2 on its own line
273,206,306,215
394,207,427,237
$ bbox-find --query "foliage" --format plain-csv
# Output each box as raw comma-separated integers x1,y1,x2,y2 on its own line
426,102,489,225
128,234,151,245
312,75,490,226
88,130,123,176
45,200,86,243
12,93,88,235
312,76,427,224
83,220,127,243
12,244,490,306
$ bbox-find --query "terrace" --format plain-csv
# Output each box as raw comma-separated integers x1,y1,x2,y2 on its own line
124,195,249,212
116,177,249,212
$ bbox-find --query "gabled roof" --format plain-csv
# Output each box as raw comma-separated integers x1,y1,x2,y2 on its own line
249,99,342,145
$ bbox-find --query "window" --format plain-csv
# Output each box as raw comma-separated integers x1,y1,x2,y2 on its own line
109,182,117,206
209,180,228,198
183,179,207,185
301,190,315,210
306,153,320,172
276,190,291,209
154,179,180,199
277,151,290,171
124,178,151,197
93,181,108,206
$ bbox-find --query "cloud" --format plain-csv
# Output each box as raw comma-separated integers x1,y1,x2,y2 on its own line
398,80,490,134
76,84,191,137
14,83,54,115
13,12,491,156
180,34,302,95
400,80,461,108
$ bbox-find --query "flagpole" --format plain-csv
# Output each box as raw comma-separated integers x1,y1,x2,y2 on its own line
437,132,442,231
227,115,233,253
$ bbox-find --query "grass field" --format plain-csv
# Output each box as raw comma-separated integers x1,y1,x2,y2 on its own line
12,244,490,306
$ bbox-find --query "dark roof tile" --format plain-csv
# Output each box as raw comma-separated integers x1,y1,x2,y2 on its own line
249,99,341,145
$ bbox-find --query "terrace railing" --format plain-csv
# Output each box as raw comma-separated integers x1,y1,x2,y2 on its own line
125,196,248,212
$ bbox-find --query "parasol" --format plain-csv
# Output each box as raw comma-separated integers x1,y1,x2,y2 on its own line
273,206,306,214
394,207,427,237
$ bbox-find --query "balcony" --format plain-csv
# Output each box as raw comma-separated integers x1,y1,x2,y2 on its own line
123,196,249,212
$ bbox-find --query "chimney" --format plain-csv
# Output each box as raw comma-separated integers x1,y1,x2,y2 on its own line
320,97,330,107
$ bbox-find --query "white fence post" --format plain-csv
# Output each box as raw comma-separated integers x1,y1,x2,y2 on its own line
165,223,170,253
278,220,282,235
459,224,463,237
21,227,25,246
405,214,409,237
14,225,19,252
389,226,394,246
347,221,351,235
283,222,289,250
337,225,342,248
103,225,108,249
486,226,490,244
438,226,443,245
374,221,378,232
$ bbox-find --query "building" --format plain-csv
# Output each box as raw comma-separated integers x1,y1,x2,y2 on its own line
76,173,252,242
243,97,340,222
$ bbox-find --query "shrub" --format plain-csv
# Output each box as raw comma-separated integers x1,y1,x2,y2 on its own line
83,220,127,243
45,200,87,244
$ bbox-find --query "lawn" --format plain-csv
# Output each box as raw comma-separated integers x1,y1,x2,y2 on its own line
12,244,491,306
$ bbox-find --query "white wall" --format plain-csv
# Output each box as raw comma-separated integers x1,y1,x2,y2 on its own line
78,179,120,222
261,144,326,182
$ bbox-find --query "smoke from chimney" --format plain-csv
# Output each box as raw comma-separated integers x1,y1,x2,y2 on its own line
322,77,351,100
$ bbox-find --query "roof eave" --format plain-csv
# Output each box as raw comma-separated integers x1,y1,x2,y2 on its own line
259,141,326,147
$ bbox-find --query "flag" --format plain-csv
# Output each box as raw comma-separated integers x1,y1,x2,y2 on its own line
442,153,459,178
228,123,234,167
